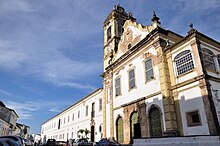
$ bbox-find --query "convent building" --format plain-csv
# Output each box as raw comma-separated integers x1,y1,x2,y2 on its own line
41,5,220,144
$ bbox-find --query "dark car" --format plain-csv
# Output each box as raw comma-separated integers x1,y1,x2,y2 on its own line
0,136,25,146
0,138,20,146
95,138,120,146
72,138,92,146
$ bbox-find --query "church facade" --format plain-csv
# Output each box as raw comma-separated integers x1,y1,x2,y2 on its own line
41,5,220,144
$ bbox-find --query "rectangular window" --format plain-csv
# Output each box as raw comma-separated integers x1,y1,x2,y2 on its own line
107,88,110,102
68,116,69,122
86,105,88,116
129,69,136,90
72,113,74,121
115,77,121,96
58,119,61,129
186,110,202,127
64,118,65,124
91,103,95,118
99,99,102,111
78,110,80,119
145,59,154,81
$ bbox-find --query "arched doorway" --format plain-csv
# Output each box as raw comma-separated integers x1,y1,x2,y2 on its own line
116,116,124,144
90,125,95,142
149,106,162,137
130,112,141,143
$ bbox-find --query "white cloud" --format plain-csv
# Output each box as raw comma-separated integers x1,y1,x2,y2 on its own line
180,0,220,11
58,82,96,91
6,100,71,120
0,0,34,13
0,88,12,96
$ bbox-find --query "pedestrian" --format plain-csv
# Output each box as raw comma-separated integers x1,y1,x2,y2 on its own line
66,139,69,146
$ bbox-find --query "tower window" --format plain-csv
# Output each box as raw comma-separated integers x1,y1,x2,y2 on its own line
217,54,220,68
174,50,194,76
107,26,112,41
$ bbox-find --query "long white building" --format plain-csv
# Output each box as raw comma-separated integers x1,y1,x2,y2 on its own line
41,88,103,143
41,5,220,144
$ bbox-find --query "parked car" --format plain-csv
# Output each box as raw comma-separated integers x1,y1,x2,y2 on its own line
23,139,32,146
0,136,25,146
95,138,120,146
0,138,20,146
72,138,92,146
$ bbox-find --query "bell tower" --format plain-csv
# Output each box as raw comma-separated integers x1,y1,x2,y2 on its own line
102,4,136,139
103,4,136,71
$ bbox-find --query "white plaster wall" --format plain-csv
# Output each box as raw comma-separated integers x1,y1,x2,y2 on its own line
178,86,210,135
105,101,111,138
41,89,103,142
113,48,161,108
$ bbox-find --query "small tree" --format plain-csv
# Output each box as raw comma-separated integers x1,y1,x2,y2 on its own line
84,128,90,139
78,129,84,138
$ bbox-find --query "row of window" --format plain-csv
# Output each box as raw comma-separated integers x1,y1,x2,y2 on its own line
114,48,220,97
115,58,154,96
45,99,102,131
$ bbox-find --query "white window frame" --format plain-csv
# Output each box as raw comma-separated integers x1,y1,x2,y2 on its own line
99,98,102,111
128,68,136,90
201,48,216,71
145,59,154,82
115,77,121,96
86,105,88,116
174,50,194,76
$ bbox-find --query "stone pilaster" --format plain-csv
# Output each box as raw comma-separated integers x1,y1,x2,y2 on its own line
158,48,178,136
123,106,131,144
103,81,107,138
109,70,114,139
137,101,149,138
166,50,183,135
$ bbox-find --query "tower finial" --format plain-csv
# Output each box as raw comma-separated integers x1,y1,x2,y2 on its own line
151,11,161,28
189,23,193,30
188,22,196,34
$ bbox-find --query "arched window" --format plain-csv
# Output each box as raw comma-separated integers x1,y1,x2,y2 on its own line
149,106,162,137
107,26,111,41
217,54,220,68
116,116,124,144
174,50,194,76
201,48,215,71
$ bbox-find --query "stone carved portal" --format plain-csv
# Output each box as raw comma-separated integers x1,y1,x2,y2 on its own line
130,111,141,143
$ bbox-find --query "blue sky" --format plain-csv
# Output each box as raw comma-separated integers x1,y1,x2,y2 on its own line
0,0,219,134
